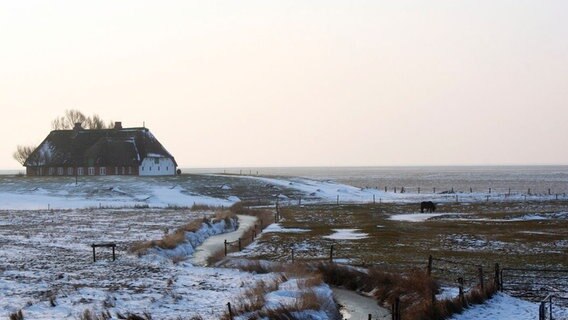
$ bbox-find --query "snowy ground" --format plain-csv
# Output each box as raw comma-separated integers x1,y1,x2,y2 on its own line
450,293,568,320
1,173,566,319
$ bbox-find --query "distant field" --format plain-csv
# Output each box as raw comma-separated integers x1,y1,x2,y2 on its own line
238,201,568,270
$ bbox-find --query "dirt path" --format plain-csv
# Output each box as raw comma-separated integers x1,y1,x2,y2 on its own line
191,214,258,266
333,288,390,320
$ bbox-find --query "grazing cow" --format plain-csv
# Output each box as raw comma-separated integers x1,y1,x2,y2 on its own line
420,201,436,213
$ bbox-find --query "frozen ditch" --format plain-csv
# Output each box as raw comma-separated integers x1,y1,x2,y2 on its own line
333,288,390,319
191,214,258,266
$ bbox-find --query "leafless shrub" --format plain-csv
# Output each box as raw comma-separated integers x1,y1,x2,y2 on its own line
9,310,24,320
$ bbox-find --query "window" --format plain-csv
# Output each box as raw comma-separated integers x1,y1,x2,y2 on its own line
141,166,144,171
67,168,73,176
78,168,84,176
49,167,54,175
154,158,159,164
57,167,64,175
88,167,95,176
100,167,106,175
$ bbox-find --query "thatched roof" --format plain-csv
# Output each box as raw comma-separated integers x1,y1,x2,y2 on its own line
24,125,177,167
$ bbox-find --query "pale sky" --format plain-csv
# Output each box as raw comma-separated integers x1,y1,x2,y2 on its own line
1,1,567,169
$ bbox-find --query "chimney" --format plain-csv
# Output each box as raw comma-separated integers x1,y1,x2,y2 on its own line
73,123,82,131
114,121,122,129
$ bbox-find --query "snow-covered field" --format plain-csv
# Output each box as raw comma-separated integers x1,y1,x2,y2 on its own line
1,173,566,319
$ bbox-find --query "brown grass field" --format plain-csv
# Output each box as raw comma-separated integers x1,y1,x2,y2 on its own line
245,200,568,270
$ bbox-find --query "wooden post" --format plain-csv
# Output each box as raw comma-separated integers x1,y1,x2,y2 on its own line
458,277,465,304
368,314,372,320
418,187,420,194
489,187,491,194
298,197,301,206
478,266,484,291
227,302,234,320
470,187,473,193
528,188,531,195
92,245,96,262
433,187,436,193
451,187,454,193
291,249,294,263
486,195,489,202
336,195,339,205
508,188,511,195
373,194,375,204
455,194,458,203
427,255,433,275
394,187,397,193
112,245,115,261
238,238,242,251
224,240,228,256
548,188,551,195
494,263,500,291
329,245,334,263
384,186,387,192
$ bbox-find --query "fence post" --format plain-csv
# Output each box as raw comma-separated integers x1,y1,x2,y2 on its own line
373,194,375,204
433,187,436,193
92,245,96,262
291,248,294,263
329,245,334,263
224,240,228,256
227,302,234,320
500,269,504,292
470,187,473,193
394,187,397,193
238,238,242,251
494,263,500,290
385,186,387,192
548,188,551,195
418,187,420,194
478,266,484,291
298,197,301,206
455,194,458,203
489,187,491,194
549,295,553,320
368,314,372,320
539,301,545,320
528,188,531,195
458,277,465,305
337,195,339,205
427,255,433,276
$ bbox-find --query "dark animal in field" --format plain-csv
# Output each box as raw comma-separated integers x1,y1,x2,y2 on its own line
420,201,436,213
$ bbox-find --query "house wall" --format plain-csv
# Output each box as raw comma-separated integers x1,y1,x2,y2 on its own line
26,166,139,176
138,157,176,176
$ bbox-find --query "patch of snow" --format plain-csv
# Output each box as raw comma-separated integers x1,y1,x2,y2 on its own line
263,223,310,233
389,213,449,222
323,229,368,240
450,293,568,320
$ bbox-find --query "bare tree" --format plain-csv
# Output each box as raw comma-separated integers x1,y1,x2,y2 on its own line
84,114,107,129
51,117,67,130
65,109,86,127
13,145,36,165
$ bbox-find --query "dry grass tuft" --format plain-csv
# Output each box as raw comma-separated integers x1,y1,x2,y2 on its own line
9,310,24,320
78,309,112,320
130,212,237,256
